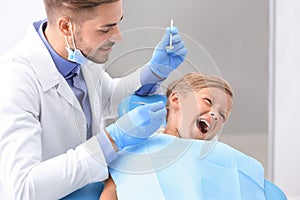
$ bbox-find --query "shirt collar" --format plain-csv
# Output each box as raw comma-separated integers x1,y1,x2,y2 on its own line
35,19,80,78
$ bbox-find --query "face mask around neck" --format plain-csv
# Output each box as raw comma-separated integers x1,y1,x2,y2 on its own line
65,46,88,65
64,21,88,65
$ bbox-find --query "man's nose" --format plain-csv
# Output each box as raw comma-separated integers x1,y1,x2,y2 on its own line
110,26,123,43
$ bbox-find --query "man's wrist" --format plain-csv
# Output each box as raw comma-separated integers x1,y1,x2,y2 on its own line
96,131,118,164
142,64,165,84
149,64,173,80
104,129,118,152
149,66,165,80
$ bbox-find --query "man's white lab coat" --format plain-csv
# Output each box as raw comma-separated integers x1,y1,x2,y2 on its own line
0,23,142,199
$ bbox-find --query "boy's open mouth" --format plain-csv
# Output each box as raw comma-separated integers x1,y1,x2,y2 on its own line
196,119,211,134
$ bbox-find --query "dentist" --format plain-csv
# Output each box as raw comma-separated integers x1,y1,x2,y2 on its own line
0,0,187,199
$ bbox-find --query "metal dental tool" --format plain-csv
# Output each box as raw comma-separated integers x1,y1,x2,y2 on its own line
165,19,174,50
132,102,171,109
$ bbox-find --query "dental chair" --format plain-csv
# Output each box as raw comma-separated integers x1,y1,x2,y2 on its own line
264,179,287,200
61,182,104,200
62,94,287,200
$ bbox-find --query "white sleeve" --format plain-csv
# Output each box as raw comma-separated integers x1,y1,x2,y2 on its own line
25,137,108,200
0,108,108,200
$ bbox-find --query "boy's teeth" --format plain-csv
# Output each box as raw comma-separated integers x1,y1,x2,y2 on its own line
197,119,211,133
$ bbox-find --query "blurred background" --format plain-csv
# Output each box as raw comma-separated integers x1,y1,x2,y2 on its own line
0,0,299,199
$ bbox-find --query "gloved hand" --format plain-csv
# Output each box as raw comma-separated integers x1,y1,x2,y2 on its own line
106,101,166,150
149,26,187,79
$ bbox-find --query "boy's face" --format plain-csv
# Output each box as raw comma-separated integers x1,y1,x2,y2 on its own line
177,87,233,140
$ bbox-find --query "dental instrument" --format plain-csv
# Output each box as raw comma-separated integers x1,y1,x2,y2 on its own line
165,19,174,50
132,102,171,109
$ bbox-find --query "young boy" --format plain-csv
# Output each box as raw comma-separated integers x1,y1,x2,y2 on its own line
100,72,265,200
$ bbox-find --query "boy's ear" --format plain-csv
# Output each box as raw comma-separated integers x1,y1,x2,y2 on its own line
168,92,180,109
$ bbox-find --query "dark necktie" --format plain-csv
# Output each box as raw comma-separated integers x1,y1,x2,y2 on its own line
66,66,92,139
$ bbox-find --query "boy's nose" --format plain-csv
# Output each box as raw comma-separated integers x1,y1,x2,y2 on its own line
210,111,218,121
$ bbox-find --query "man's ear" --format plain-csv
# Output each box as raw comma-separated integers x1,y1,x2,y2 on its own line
168,92,180,109
57,17,72,36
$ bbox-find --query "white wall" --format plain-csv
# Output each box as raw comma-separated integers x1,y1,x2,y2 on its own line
0,0,46,55
270,0,300,199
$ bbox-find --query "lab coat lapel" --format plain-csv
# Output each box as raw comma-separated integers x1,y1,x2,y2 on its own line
22,24,83,109
56,79,87,142
22,24,87,141
81,63,105,135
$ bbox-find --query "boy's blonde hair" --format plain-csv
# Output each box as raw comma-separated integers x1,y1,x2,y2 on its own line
166,72,234,119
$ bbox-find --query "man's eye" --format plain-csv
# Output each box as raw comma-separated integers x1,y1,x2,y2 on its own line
99,28,110,33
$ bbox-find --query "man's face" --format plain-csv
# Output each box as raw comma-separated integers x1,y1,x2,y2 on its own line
72,0,123,64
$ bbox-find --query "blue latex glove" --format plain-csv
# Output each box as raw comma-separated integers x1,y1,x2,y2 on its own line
149,26,187,79
106,101,166,150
